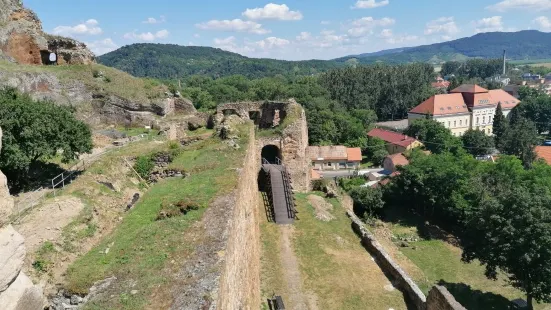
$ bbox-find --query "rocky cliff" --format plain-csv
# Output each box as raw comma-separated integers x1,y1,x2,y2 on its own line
0,0,94,65
0,127,47,310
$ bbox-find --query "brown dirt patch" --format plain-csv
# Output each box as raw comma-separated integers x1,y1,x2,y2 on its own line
307,195,335,222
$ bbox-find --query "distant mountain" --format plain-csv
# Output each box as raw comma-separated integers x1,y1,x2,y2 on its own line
98,44,341,79
335,30,551,65
99,31,551,80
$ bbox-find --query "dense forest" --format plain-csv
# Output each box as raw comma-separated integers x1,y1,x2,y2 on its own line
336,30,551,65
98,44,341,79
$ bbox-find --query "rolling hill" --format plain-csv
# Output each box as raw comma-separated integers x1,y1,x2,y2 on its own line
98,31,551,79
97,44,340,79
335,30,551,65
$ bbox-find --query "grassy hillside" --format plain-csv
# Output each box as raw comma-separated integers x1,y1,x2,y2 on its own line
336,30,551,65
98,44,341,79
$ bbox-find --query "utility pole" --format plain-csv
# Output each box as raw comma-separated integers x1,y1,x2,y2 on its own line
502,50,507,76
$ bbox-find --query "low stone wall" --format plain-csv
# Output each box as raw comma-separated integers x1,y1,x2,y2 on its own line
347,211,427,310
216,125,260,309
426,286,467,310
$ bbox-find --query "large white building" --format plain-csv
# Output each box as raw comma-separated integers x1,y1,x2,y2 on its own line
408,84,520,136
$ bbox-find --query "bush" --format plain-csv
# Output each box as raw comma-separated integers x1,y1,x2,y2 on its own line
156,199,200,220
134,156,154,179
349,187,385,220
312,179,330,192
338,177,366,192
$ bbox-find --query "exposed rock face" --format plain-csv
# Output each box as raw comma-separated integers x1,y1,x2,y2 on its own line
0,225,24,291
0,127,14,226
47,35,95,65
0,0,94,65
0,126,47,310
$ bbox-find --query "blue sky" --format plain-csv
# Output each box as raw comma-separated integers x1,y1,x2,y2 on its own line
24,0,551,60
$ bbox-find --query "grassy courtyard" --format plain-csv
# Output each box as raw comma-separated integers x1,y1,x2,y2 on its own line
260,192,407,310
381,205,551,310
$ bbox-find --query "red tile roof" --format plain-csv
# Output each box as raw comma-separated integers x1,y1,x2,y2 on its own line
346,148,362,162
409,84,520,115
432,81,451,89
387,153,409,167
307,146,348,160
377,171,401,187
450,84,488,93
368,128,419,148
488,89,520,110
409,93,469,116
536,146,551,165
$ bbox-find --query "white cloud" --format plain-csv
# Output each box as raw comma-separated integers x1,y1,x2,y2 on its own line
321,21,331,25
352,0,390,9
53,19,103,36
254,37,291,49
142,16,166,24
242,3,303,21
213,36,255,54
424,17,460,35
193,33,201,38
84,38,118,55
487,0,551,11
533,16,551,30
196,19,270,34
473,16,504,33
347,16,395,37
123,29,170,41
379,29,393,38
296,31,312,41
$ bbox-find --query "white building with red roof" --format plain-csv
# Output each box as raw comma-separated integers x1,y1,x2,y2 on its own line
408,84,520,136
367,128,424,154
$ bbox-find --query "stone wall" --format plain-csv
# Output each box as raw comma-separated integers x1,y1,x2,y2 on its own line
216,99,310,192
426,286,467,310
347,210,427,310
216,125,260,309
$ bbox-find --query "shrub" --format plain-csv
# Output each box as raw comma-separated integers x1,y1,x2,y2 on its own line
104,76,112,83
349,186,384,220
92,70,100,78
156,199,200,220
312,179,330,192
134,155,154,179
338,177,366,192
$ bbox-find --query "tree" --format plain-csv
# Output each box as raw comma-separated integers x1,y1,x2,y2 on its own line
519,86,547,101
349,187,385,220
0,88,92,188
493,102,508,148
405,119,463,154
516,96,551,134
462,186,551,309
461,129,494,156
365,137,388,166
500,118,540,168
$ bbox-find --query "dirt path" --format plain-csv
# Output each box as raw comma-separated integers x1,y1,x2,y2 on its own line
279,225,319,310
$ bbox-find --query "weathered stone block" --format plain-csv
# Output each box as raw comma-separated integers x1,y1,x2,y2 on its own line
0,272,46,310
0,225,25,292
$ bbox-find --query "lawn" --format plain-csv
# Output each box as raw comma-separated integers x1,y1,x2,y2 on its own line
259,192,407,310
381,205,551,310
66,133,248,309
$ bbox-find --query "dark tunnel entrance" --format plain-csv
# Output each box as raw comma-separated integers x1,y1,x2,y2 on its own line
261,145,281,164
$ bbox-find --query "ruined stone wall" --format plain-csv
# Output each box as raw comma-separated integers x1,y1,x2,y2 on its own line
426,286,467,310
216,125,260,309
348,210,427,310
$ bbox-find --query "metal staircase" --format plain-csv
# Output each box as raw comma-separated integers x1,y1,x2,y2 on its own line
261,157,297,224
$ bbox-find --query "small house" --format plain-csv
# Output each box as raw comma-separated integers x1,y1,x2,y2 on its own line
307,146,362,171
367,128,423,154
383,153,409,172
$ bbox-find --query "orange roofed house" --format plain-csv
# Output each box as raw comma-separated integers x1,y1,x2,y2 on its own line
408,84,520,137
307,146,362,170
367,128,424,154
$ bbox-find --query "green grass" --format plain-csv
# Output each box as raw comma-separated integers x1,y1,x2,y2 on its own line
66,131,248,309
382,205,551,310
290,193,406,309
0,60,166,101
510,59,551,65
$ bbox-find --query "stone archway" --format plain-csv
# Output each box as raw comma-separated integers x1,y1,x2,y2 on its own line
261,145,281,164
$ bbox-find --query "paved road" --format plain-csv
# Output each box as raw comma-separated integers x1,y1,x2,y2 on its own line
319,168,384,178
